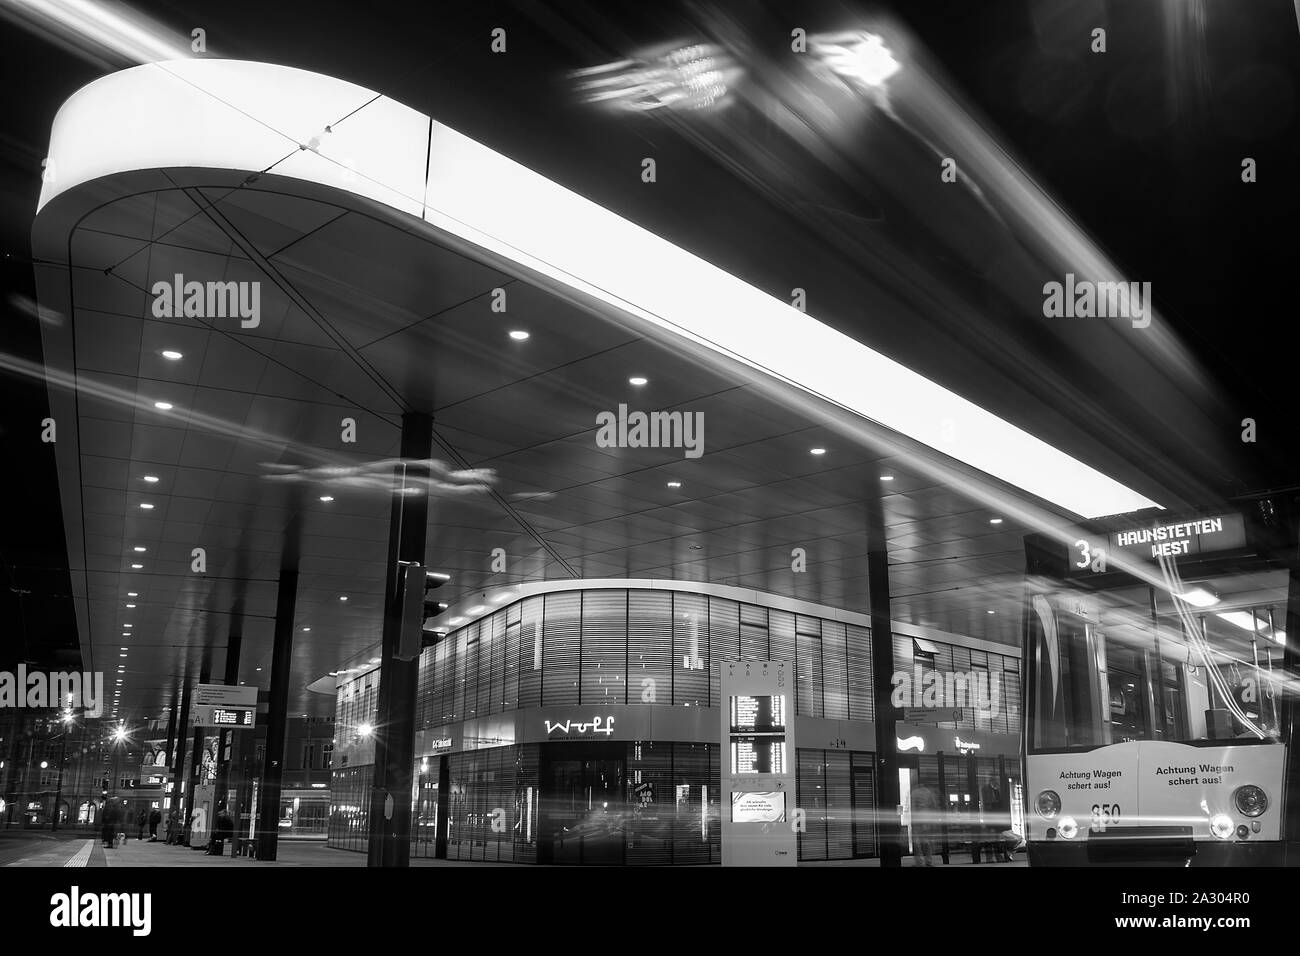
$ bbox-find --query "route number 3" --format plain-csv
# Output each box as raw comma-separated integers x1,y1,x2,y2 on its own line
1074,539,1108,573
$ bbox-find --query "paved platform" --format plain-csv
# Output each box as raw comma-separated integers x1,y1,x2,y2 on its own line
2,833,1026,867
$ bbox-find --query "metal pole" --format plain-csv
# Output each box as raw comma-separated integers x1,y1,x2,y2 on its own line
368,411,434,867
257,567,299,862
183,661,211,847
214,619,243,817
866,487,902,866
51,728,68,831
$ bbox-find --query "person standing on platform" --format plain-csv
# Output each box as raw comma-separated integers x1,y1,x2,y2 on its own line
206,801,234,857
909,783,939,866
136,809,147,840
100,799,118,849
149,806,162,841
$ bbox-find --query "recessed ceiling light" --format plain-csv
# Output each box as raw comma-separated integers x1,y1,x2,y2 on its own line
125,604,135,608
130,563,143,569
339,595,348,602
123,624,132,629
810,447,826,456
666,481,682,488
161,350,183,360
987,610,996,615
880,475,895,481
319,495,334,503
142,476,159,483
120,647,127,651
139,503,154,510
628,376,648,386
508,330,529,340
256,667,262,671
119,654,127,658
989,518,1003,525
302,627,311,632
153,401,172,410
133,546,146,552
127,592,138,597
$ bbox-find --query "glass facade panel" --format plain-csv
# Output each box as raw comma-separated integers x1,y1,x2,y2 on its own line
708,597,739,708
629,590,672,706
518,596,544,709
822,621,849,720
673,592,709,707
796,617,823,718
739,603,769,660
581,590,627,706
542,592,581,706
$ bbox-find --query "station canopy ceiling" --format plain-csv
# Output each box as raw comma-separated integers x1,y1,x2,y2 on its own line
30,60,1191,722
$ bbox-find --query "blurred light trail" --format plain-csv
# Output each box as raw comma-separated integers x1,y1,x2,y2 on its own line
807,30,900,93
664,8,1233,512
262,460,496,497
571,41,738,112
0,0,194,68
0,349,497,500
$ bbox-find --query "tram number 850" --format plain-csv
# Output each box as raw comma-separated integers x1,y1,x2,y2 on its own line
1091,804,1121,830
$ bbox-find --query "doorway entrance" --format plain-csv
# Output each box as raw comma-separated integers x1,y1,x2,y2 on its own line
538,743,626,865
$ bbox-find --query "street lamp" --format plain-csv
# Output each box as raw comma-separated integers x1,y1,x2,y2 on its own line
808,31,901,91
49,713,76,832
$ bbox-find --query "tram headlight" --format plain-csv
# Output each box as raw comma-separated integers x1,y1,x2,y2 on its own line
1210,814,1234,840
1036,789,1061,819
1058,816,1078,839
1233,785,1267,818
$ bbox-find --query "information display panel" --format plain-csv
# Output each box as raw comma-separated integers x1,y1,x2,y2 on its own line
731,791,787,823
720,660,796,866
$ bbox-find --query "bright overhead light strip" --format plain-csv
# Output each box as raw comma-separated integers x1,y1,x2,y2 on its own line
422,124,1160,519
37,60,1160,518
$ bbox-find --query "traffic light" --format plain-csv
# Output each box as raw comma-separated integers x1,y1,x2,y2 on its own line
396,565,451,660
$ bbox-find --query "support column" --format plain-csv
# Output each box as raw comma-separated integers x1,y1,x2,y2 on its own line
257,567,299,862
937,751,950,865
162,686,178,774
183,659,211,846
866,487,902,867
170,679,193,819
367,411,433,867
434,755,450,860
0,711,18,824
214,615,243,809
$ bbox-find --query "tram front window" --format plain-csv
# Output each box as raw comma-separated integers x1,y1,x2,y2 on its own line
1028,575,1286,751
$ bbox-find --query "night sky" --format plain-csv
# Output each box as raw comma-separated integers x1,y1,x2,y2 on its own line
2,0,1297,668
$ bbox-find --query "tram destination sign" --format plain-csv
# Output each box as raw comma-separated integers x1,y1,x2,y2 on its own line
1110,513,1246,560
